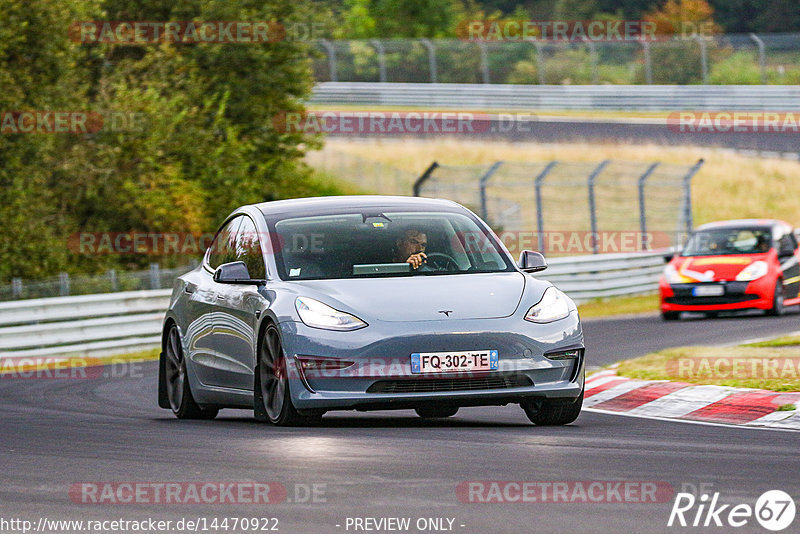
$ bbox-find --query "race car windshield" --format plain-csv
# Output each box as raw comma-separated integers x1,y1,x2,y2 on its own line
268,210,515,280
682,227,772,257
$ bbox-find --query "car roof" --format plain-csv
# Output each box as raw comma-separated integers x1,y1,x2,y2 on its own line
254,195,464,217
695,219,791,231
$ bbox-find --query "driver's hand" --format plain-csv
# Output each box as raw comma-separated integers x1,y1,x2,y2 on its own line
406,252,427,270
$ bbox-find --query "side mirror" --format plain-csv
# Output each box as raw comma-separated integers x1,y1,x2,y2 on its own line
213,261,264,284
518,250,547,273
663,254,675,263
778,243,795,258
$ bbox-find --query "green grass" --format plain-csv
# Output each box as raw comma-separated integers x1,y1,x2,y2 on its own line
777,404,797,412
577,293,659,318
743,335,800,348
615,344,800,392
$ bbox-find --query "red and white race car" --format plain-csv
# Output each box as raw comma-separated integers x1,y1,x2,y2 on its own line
659,219,800,320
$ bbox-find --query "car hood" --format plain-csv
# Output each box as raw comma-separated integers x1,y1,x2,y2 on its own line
293,272,527,322
672,253,768,282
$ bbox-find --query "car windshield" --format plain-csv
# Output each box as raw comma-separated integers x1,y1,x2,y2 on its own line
268,210,514,280
681,227,772,257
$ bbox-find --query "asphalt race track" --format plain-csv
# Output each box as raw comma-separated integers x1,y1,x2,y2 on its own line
2,313,799,534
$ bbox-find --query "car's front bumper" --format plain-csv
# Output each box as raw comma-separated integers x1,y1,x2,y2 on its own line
278,312,584,411
659,278,773,312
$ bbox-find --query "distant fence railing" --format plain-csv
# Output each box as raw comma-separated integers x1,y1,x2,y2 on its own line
312,34,800,86
0,263,197,302
0,252,663,358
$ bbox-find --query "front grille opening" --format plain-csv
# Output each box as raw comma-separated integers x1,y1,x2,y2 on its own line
366,373,533,394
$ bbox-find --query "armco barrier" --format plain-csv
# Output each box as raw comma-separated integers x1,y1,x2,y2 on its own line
0,253,664,358
311,82,800,112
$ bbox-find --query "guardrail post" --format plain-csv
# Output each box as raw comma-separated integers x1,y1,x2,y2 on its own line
370,39,387,83
479,161,503,221
749,33,767,84
640,41,653,84
534,161,558,252
149,264,161,290
477,42,490,83
317,39,337,82
413,161,439,196
59,272,70,296
637,162,660,250
681,159,704,241
11,278,22,299
587,160,610,254
533,42,545,84
108,269,118,292
419,39,437,83
695,36,708,84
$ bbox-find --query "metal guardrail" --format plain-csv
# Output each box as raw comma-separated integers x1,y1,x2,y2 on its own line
0,253,664,358
311,82,800,111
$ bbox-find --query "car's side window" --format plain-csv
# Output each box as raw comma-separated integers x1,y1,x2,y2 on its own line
236,216,266,279
207,216,243,270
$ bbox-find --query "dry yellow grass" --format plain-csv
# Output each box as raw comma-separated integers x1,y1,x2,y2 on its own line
321,138,800,227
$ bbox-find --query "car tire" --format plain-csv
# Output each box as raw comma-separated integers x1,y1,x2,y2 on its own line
661,311,680,321
767,280,785,316
162,324,219,420
522,391,583,426
415,406,459,418
254,323,320,426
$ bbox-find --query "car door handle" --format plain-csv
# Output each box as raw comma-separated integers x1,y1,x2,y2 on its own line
216,294,226,300
184,286,195,294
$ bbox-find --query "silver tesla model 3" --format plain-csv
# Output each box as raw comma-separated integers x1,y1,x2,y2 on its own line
158,196,585,425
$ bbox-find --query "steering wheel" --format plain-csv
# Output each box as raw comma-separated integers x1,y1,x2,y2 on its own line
424,252,460,272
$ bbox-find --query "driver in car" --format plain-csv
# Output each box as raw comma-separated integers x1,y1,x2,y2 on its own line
394,227,431,270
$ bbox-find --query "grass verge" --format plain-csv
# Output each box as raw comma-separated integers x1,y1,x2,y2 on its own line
577,293,658,319
615,344,800,392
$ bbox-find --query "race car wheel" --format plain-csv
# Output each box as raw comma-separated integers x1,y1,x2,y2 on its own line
768,280,785,316
415,406,459,418
522,391,583,426
163,324,218,420
661,311,680,321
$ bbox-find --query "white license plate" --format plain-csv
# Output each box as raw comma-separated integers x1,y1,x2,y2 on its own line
693,285,724,297
410,350,499,374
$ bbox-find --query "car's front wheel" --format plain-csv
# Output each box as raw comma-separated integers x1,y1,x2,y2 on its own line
415,406,459,418
768,280,785,316
254,324,321,426
163,324,218,420
522,391,583,426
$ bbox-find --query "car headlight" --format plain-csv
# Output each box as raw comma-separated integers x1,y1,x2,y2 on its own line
663,264,684,284
735,261,768,282
295,297,367,331
525,287,573,323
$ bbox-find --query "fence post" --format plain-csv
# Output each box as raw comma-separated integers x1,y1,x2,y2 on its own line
534,161,558,252
637,162,660,250
641,41,653,84
413,162,439,196
109,269,118,292
477,42,490,83
749,33,767,84
370,39,387,82
59,272,70,296
584,38,598,84
318,39,337,82
420,39,437,83
695,36,708,84
149,263,161,290
534,42,545,85
587,160,610,254
11,277,22,299
478,161,504,221
681,159,704,241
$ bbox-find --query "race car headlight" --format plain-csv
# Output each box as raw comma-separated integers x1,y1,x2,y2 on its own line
295,297,367,331
663,264,683,284
525,287,573,323
735,261,768,282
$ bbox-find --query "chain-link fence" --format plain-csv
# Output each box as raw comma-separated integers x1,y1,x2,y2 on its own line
0,262,199,302
415,159,703,255
312,34,800,85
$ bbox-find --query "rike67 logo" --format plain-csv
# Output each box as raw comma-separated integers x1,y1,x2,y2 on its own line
668,490,795,531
